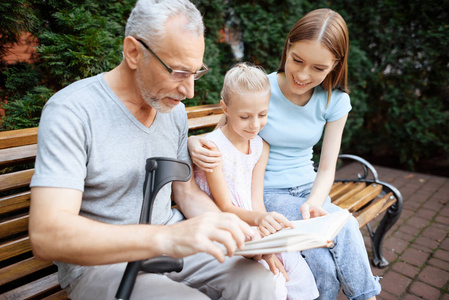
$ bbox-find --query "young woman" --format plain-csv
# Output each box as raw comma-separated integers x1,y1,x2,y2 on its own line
194,62,319,300
189,9,381,300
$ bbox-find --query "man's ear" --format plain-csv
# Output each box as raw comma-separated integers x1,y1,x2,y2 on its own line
123,36,141,70
220,99,228,115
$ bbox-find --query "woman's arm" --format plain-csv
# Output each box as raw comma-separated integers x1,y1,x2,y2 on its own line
301,114,348,219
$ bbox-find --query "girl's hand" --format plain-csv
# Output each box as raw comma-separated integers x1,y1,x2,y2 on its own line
300,202,329,220
258,212,294,237
262,254,289,281
188,136,222,172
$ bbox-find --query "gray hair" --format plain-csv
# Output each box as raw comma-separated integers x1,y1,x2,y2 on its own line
125,0,204,51
221,62,270,105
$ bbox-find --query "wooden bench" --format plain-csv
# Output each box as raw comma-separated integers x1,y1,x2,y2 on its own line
0,103,403,299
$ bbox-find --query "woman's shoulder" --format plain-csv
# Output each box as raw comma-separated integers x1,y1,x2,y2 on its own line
315,85,349,100
251,135,264,158
320,88,351,121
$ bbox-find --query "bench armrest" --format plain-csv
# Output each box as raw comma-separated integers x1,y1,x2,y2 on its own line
337,154,379,182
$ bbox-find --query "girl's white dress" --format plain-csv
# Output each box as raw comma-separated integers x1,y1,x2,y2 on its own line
195,129,319,300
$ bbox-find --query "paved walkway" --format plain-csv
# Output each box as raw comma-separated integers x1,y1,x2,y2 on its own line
335,162,449,300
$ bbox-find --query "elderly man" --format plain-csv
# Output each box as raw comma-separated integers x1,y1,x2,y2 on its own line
29,0,275,299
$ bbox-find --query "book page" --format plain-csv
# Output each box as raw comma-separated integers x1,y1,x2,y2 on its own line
230,209,351,255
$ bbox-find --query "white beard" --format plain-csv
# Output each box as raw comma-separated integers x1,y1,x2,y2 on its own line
136,69,177,113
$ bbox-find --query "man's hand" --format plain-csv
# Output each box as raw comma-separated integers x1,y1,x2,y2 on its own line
188,136,221,172
160,212,255,263
257,212,294,237
300,203,329,220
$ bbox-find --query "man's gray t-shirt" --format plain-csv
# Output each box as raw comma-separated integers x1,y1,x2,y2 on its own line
30,73,191,288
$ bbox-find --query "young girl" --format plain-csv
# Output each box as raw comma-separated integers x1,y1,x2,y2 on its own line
189,9,381,300
194,63,319,300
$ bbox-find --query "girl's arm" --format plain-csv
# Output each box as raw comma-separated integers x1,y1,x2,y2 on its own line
251,141,294,236
251,140,271,212
301,114,348,219
252,141,291,280
204,142,267,226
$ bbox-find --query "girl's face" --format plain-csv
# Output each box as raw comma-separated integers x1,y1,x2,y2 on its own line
283,40,336,103
222,89,270,142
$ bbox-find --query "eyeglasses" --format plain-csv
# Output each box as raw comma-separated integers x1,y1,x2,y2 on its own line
136,38,209,81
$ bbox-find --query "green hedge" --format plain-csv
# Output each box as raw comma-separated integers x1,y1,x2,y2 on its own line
1,0,448,170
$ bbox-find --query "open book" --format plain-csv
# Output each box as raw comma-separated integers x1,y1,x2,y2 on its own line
230,209,352,255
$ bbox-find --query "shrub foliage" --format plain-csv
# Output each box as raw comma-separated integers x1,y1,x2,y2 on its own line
1,0,448,170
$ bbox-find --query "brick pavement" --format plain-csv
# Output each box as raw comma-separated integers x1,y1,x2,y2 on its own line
335,162,449,300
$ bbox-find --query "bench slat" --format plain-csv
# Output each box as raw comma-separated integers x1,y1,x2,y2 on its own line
331,182,366,205
0,257,54,286
0,169,34,193
0,127,38,150
41,289,69,300
329,181,343,192
354,193,396,228
0,191,31,215
186,103,222,119
0,273,65,300
0,237,31,261
0,215,28,240
187,114,223,130
329,182,358,200
0,144,37,168
336,183,383,212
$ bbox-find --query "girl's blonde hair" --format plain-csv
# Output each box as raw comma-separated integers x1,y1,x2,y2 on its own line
277,8,349,104
221,62,270,105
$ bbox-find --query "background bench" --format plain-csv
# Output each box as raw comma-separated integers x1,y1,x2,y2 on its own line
0,103,403,299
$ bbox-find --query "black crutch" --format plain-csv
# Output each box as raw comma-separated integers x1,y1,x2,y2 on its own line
116,157,191,300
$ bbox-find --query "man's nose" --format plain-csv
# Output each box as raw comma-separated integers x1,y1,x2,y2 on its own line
178,76,195,99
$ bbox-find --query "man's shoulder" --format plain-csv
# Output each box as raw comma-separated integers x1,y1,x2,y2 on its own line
47,74,104,106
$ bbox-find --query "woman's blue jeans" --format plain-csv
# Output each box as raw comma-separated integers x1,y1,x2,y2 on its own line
264,183,381,300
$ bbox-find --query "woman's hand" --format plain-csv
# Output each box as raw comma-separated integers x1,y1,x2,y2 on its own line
262,254,289,281
300,202,329,220
188,136,222,172
257,212,294,237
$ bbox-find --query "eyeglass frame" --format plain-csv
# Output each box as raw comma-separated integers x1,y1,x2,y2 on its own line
136,38,209,81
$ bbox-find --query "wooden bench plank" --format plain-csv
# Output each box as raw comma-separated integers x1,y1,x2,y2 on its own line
331,182,366,205
0,273,65,300
0,144,37,167
41,289,69,300
329,181,343,193
0,191,31,215
336,183,383,212
0,237,31,261
0,127,38,150
0,169,34,193
0,215,29,240
186,103,222,118
330,182,357,200
354,193,396,228
0,257,54,286
187,114,223,130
